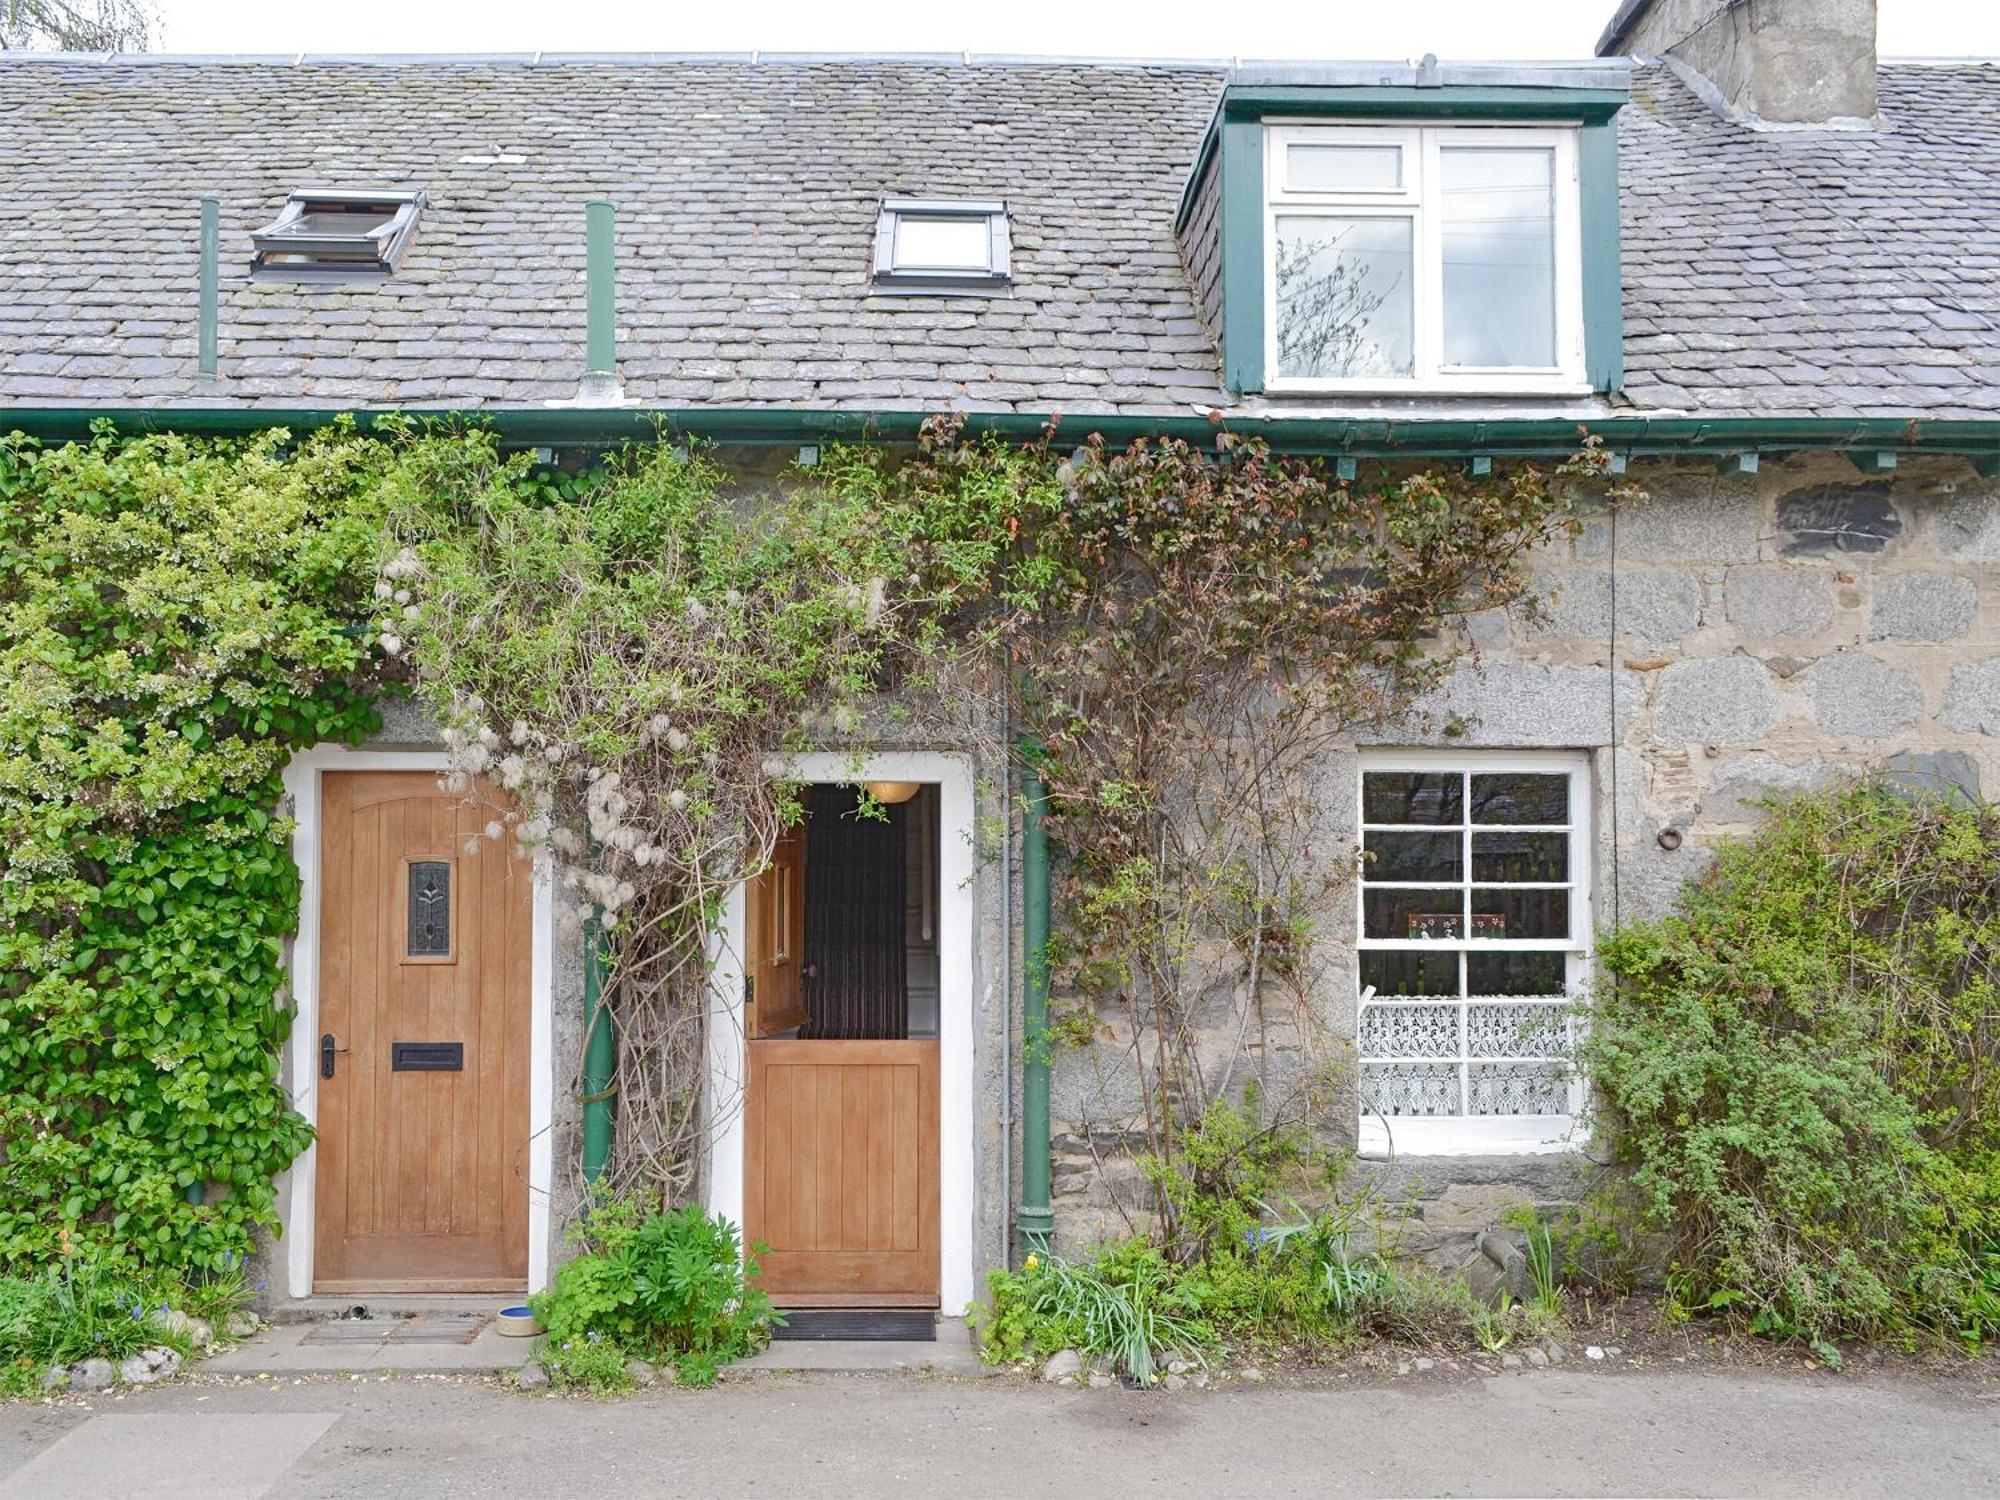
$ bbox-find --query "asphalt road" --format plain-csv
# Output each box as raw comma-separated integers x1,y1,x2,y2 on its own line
2,1366,1996,1498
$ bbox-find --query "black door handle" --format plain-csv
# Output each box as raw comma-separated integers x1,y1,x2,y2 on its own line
321,1032,337,1080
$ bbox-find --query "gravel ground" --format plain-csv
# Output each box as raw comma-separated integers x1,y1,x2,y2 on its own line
3,1362,1998,1499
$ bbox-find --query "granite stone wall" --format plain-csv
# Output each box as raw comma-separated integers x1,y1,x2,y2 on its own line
1045,451,2000,1259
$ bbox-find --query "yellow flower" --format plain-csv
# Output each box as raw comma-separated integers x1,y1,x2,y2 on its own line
1023,1253,1040,1272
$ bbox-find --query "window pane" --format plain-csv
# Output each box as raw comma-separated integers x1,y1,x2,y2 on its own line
407,860,450,957
1362,771,1462,826
1440,147,1556,369
1287,142,1402,191
1362,1061,1462,1117
1360,1003,1459,1058
1362,948,1460,999
1467,1062,1569,1115
1469,772,1567,825
1471,887,1568,940
1471,831,1567,883
1364,829,1462,883
1467,1002,1568,1058
1275,215,1414,379
893,215,992,270
1365,888,1464,940
1466,950,1566,997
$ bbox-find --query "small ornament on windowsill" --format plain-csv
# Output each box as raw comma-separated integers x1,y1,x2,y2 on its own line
1406,912,1506,940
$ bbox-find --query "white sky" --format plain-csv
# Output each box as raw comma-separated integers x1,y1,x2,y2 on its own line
150,0,1999,61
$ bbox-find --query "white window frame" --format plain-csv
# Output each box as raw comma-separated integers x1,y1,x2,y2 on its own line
1355,750,1591,1157
1264,122,1586,395
872,198,1012,295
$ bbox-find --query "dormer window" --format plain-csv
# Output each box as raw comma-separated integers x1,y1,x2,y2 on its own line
1264,125,1583,393
250,189,425,284
872,198,1011,294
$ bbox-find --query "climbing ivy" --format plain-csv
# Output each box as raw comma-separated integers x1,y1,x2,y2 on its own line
0,425,387,1276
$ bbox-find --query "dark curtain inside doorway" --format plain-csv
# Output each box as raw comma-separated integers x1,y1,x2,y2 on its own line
801,784,908,1040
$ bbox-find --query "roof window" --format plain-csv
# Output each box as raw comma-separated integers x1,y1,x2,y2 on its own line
872,198,1010,294
250,189,425,283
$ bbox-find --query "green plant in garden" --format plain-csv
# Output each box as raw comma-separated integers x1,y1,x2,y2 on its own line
530,1197,778,1388
973,1239,1214,1384
1584,784,2000,1350
0,1251,221,1396
0,425,389,1280
536,1333,633,1396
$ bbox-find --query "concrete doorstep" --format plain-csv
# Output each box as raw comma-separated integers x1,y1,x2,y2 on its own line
202,1313,984,1379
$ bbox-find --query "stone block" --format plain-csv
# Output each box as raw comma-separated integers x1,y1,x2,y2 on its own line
1775,481,1901,556
1932,487,2000,561
1573,487,1759,565
1879,749,1983,806
1699,753,1837,823
1381,660,1646,747
1868,571,1977,641
1808,651,1922,737
1724,568,1834,641
1942,657,2000,735
1532,567,1702,645
1653,656,1780,743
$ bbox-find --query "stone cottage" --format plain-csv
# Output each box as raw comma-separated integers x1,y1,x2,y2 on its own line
2,0,1996,1314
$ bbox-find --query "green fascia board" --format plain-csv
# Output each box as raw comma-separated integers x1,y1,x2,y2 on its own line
1219,85,1628,122
6,406,1999,464
1578,120,1622,392
1218,117,1266,397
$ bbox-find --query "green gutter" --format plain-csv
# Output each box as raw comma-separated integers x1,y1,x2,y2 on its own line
5,406,1998,461
1017,760,1054,1256
581,920,614,1186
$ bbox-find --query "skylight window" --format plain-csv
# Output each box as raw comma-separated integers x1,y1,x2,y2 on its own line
872,198,1010,294
250,189,425,283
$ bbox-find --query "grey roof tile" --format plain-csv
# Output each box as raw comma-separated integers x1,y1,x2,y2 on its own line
0,56,1996,421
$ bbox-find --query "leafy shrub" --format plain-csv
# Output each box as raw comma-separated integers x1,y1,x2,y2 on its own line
974,1240,1214,1383
537,1333,633,1396
1141,1095,1347,1262
531,1197,777,1388
0,1251,210,1395
1584,786,2000,1348
0,427,389,1278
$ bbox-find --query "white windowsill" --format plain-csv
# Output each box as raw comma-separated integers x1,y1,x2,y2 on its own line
1358,1113,1581,1158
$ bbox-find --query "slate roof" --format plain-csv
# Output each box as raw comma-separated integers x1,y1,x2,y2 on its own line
1618,61,2000,419
1,53,1998,423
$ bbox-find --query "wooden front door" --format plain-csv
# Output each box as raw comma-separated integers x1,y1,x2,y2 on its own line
741,823,940,1306
314,771,532,1292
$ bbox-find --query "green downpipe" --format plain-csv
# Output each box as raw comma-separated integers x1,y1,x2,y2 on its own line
1018,762,1055,1254
197,197,219,379
581,920,615,1185
585,201,616,377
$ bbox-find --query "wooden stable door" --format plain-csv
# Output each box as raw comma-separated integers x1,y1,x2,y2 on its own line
315,771,532,1292
744,1040,940,1305
741,829,940,1306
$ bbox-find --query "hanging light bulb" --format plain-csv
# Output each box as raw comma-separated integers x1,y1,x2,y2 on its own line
862,780,922,806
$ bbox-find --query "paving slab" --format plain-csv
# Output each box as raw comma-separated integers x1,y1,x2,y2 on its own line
204,1317,533,1375
0,1412,338,1500
737,1317,987,1376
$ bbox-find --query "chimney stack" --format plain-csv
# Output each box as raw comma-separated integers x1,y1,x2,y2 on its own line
1597,0,1878,126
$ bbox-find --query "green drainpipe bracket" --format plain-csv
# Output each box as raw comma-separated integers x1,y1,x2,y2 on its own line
1017,757,1055,1257
580,919,615,1186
